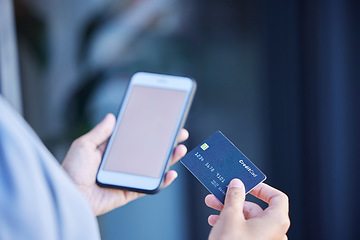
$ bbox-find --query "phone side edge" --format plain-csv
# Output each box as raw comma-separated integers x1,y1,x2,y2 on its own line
162,77,197,181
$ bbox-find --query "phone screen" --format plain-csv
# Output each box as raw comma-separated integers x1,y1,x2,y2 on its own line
103,85,187,178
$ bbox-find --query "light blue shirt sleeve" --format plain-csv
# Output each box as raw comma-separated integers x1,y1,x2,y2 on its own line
0,95,101,240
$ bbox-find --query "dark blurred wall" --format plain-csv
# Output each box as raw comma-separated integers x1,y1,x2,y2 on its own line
264,0,360,239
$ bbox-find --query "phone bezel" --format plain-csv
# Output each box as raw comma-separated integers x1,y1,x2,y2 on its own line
96,72,196,194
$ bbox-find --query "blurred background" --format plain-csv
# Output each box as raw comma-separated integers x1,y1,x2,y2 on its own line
2,0,359,239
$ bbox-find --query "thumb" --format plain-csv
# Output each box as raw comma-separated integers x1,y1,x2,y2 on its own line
223,179,246,215
82,113,116,146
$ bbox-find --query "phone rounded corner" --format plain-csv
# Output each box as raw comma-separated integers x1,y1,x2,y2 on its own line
95,178,105,188
186,77,197,97
146,186,162,194
145,175,165,194
190,77,197,87
131,72,144,79
95,174,104,187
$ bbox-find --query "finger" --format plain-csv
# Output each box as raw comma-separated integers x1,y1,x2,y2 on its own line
81,114,116,146
208,214,220,226
223,179,246,216
122,190,145,206
177,129,189,143
243,201,263,219
96,189,145,216
205,194,223,211
250,183,289,213
169,144,187,166
162,170,178,188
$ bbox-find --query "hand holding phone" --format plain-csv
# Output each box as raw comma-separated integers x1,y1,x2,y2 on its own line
63,114,189,216
97,72,196,193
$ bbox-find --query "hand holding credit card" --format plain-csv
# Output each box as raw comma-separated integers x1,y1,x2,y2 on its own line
180,131,266,204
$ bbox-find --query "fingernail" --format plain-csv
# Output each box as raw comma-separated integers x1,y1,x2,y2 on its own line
228,179,243,189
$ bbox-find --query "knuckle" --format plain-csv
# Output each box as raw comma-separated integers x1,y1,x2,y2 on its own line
277,192,290,212
280,216,291,231
279,191,289,204
283,193,289,204
271,210,290,232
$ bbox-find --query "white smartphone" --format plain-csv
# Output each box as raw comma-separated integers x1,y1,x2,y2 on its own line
96,72,196,194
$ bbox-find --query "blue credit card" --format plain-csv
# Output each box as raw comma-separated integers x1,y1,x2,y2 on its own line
180,131,266,204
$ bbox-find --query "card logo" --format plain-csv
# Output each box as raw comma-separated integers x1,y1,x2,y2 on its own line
200,143,209,151
239,159,258,177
